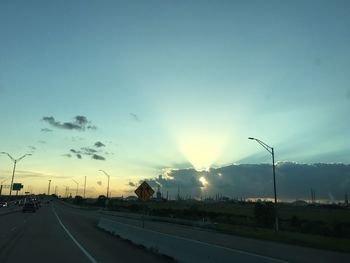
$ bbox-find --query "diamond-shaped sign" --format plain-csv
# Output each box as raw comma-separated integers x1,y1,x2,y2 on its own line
135,181,154,201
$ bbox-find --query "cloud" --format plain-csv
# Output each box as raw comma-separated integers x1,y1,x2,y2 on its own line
137,163,350,201
81,147,98,154
42,115,97,131
62,154,72,158
130,112,141,122
68,142,108,161
94,141,105,148
92,154,105,160
128,182,136,187
9,170,68,179
41,128,52,132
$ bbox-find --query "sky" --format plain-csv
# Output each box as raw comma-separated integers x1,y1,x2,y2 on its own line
0,0,349,199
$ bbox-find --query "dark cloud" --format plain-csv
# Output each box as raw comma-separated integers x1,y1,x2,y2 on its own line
97,181,102,186
128,182,136,187
130,112,140,122
75,115,88,125
68,143,107,161
138,163,350,201
28,146,36,150
41,128,52,132
42,115,97,131
62,154,72,158
81,147,98,154
94,141,105,148
92,154,105,160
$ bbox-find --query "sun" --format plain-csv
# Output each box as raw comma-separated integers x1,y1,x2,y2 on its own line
199,176,209,188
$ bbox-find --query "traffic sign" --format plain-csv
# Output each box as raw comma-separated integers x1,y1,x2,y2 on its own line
12,183,23,191
135,181,154,201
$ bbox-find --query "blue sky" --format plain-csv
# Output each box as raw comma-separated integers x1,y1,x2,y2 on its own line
0,1,349,197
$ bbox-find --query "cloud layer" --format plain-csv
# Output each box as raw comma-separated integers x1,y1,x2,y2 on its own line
138,163,350,201
42,116,97,131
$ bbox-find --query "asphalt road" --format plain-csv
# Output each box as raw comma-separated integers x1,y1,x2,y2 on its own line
0,201,171,263
2,201,350,263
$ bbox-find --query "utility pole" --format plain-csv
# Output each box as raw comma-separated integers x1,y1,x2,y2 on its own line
48,180,51,195
72,179,79,197
65,186,69,198
98,170,110,199
0,179,7,196
83,176,86,198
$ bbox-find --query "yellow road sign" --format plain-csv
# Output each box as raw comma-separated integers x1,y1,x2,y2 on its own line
135,181,154,201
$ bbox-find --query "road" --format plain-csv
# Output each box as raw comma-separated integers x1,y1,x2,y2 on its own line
0,201,171,263
1,200,350,263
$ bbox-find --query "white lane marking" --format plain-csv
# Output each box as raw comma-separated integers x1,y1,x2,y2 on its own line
52,206,98,263
102,217,289,263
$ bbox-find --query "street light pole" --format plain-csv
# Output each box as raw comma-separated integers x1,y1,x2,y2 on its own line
48,180,52,195
1,152,32,196
72,179,79,197
248,137,279,232
98,170,110,199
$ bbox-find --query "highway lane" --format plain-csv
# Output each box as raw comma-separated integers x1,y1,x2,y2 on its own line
0,202,171,263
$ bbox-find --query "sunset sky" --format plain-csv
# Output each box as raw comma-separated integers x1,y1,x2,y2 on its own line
0,1,349,198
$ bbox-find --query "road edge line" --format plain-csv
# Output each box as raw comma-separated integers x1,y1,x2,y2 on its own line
52,206,98,263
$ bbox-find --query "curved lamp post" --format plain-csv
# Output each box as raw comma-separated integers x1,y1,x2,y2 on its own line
248,137,279,232
1,152,32,196
98,170,110,199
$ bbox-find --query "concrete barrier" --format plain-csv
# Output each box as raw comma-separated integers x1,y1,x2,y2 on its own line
98,217,286,263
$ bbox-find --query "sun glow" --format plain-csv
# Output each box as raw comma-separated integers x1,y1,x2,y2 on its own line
177,132,227,171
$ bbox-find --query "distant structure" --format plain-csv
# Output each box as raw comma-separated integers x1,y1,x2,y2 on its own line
345,194,349,206
156,185,162,200
177,185,181,201
310,188,316,204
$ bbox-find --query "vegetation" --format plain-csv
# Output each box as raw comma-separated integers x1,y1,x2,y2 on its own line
63,198,350,252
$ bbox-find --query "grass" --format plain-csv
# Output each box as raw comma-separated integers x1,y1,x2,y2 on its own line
215,223,350,253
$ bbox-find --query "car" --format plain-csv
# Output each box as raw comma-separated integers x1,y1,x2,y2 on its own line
0,202,8,207
22,202,36,213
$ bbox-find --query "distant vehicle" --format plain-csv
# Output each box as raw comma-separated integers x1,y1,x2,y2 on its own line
22,202,36,213
0,202,8,207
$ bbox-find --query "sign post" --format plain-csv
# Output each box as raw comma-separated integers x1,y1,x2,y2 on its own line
134,181,154,228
